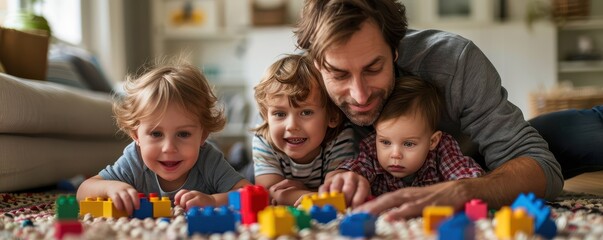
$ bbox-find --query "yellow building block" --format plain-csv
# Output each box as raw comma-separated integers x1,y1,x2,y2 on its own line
495,207,534,238
258,206,295,238
102,198,129,218
299,192,346,213
150,196,172,218
80,197,105,217
422,206,454,235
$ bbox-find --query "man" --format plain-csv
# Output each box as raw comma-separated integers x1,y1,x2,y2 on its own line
295,0,563,219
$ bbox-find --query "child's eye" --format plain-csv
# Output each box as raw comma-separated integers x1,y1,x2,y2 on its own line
300,110,313,116
150,131,163,138
403,141,416,148
177,131,191,138
379,139,391,146
272,111,286,118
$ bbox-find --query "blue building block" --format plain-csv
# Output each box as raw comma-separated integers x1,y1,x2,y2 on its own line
437,213,475,240
310,204,337,224
187,206,236,235
132,196,153,219
228,191,241,211
340,213,377,238
511,192,557,239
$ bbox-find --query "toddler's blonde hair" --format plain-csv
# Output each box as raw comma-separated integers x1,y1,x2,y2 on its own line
114,60,225,137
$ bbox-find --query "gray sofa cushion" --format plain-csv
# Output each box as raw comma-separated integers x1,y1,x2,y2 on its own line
0,73,119,138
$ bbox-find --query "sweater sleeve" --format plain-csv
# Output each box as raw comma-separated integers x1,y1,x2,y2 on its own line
452,41,562,200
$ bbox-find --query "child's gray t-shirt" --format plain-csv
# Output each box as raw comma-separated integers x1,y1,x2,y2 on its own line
99,141,244,199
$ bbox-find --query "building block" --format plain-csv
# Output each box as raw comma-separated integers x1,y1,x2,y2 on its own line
287,206,311,230
258,206,295,238
133,193,153,219
511,192,557,239
79,197,105,217
465,199,488,221
56,195,79,220
340,212,377,238
54,220,83,239
310,204,337,224
149,193,172,218
102,198,129,218
187,206,236,235
300,192,346,213
228,190,241,211
437,213,475,240
495,207,534,239
423,206,454,235
240,185,269,225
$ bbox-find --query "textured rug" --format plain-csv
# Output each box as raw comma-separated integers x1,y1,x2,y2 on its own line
0,191,602,239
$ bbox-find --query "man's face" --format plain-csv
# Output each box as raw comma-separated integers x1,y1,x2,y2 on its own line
317,21,396,126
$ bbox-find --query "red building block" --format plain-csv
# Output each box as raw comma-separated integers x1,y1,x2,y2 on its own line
240,185,269,225
54,220,83,239
465,199,488,221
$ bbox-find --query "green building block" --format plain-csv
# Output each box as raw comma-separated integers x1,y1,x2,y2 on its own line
56,195,79,220
287,206,311,230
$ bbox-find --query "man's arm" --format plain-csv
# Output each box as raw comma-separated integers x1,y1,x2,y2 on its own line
355,156,545,219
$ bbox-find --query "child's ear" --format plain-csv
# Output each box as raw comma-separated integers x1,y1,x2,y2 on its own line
327,113,340,128
200,131,210,145
429,130,442,150
130,130,140,145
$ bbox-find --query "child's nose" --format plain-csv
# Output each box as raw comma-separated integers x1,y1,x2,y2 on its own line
285,117,300,131
391,146,402,159
162,138,178,153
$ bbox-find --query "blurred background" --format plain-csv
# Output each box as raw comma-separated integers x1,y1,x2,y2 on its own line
1,0,602,155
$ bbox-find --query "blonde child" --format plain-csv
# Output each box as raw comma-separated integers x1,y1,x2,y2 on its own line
322,76,484,202
252,54,355,205
77,61,250,214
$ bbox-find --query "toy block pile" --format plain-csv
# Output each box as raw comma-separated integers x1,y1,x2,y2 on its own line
186,185,380,238
422,192,557,240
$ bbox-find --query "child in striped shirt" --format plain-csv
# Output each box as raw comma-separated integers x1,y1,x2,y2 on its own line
252,54,355,205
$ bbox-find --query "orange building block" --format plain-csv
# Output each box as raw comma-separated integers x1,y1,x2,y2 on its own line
102,198,129,218
495,207,534,238
300,192,346,213
423,206,454,235
79,197,105,217
149,193,172,218
258,206,295,238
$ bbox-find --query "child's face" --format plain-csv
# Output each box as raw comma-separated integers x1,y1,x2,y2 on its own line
132,103,207,190
374,113,441,178
266,88,338,164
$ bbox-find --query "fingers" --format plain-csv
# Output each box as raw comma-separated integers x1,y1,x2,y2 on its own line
354,189,412,216
174,189,189,206
382,200,425,221
111,188,138,215
350,177,370,208
176,191,215,210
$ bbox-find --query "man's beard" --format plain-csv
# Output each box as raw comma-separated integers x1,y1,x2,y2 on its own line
339,92,386,126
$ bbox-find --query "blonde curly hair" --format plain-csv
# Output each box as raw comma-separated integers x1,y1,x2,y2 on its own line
113,60,225,137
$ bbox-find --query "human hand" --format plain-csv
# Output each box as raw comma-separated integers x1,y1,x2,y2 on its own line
319,171,370,208
354,180,472,220
105,182,139,215
174,189,216,210
269,179,308,205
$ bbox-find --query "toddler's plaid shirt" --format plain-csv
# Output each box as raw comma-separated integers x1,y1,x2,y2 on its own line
338,132,485,196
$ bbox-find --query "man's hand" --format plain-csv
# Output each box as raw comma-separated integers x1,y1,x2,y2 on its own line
319,171,371,208
354,180,472,220
106,182,139,215
174,189,216,210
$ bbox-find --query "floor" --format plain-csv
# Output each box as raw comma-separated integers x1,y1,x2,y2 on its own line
563,170,603,196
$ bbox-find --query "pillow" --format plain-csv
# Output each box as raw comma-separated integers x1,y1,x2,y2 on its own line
70,55,114,93
46,55,90,89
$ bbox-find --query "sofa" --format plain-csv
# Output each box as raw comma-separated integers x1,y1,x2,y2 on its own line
0,44,129,192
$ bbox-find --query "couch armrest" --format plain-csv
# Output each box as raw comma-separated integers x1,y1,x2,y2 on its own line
0,73,119,138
